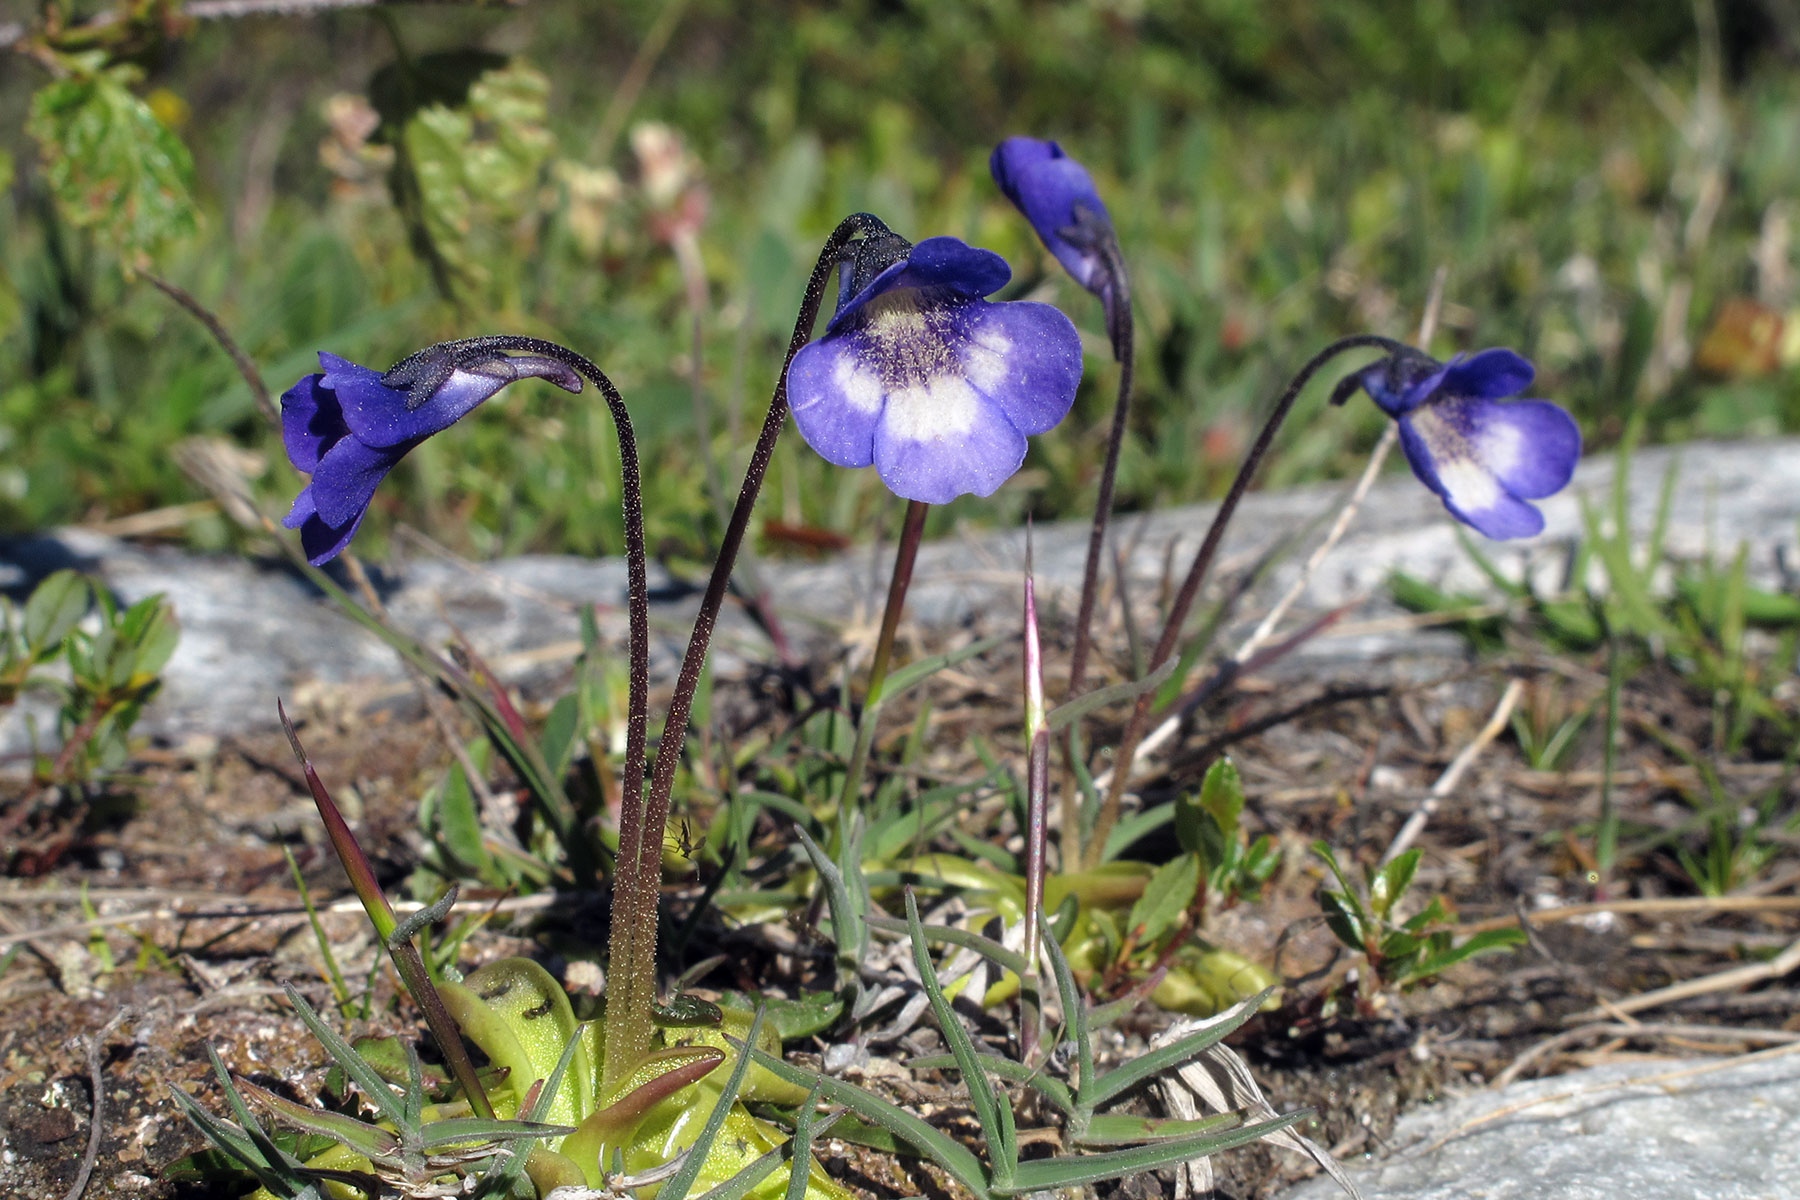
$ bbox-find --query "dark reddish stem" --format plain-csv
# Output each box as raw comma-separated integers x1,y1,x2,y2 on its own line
1082,334,1401,867
1065,270,1136,701
835,498,930,819
605,213,887,1085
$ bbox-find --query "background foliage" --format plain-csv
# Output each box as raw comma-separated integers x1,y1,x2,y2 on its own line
3,0,1798,561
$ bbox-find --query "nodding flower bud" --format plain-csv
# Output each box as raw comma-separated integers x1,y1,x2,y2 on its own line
990,137,1129,358
280,345,581,565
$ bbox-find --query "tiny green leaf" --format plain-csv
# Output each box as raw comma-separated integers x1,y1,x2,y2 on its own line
22,570,89,656
1126,853,1200,945
539,694,580,780
1401,927,1527,984
1370,849,1420,919
1197,758,1245,836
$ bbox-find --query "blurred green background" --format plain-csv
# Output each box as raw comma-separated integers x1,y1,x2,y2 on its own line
3,0,1797,562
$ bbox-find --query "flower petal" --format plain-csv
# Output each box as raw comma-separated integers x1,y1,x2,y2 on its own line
787,336,881,469
1440,348,1534,400
957,300,1083,435
1401,403,1548,539
280,486,368,567
831,237,1011,332
989,136,1063,197
281,485,317,530
991,140,1112,292
297,510,371,567
308,433,407,530
320,354,477,449
280,373,345,473
1465,398,1582,499
873,373,1026,504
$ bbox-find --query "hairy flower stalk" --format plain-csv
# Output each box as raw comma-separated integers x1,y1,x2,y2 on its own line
605,214,893,1087
991,136,1133,858
1082,335,1404,868
835,498,930,821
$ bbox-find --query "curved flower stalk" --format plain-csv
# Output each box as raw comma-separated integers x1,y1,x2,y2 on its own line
280,349,582,566
787,232,1083,504
1085,338,1580,867
1346,346,1581,539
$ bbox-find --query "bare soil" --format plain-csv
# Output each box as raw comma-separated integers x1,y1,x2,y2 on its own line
2,619,1795,1200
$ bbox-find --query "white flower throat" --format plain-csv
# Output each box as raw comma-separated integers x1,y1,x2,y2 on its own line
845,288,1018,443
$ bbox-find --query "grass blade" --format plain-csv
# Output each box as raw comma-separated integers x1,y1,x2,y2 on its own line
996,1111,1307,1193
742,1044,991,1200
1085,988,1272,1108
907,1051,1074,1115
1041,913,1094,1109
783,1080,828,1200
660,1005,768,1200
281,983,409,1127
906,888,1015,1185
1045,658,1177,734
879,634,1008,702
866,914,1032,977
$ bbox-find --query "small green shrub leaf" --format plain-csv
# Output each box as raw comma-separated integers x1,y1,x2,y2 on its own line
1127,853,1200,945
22,571,89,656
27,63,198,262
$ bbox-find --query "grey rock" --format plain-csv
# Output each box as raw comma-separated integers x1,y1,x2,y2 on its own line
1274,1052,1800,1200
3,437,1797,754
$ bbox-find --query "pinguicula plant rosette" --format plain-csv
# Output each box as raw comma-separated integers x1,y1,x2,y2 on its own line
168,109,1588,1194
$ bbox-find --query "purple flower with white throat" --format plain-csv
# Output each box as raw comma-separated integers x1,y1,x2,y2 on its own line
281,348,581,565
786,233,1082,504
990,137,1127,356
1353,347,1580,539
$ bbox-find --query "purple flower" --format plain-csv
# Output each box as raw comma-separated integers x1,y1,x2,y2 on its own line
1355,347,1581,539
990,138,1114,294
281,350,581,565
786,235,1083,504
990,137,1126,355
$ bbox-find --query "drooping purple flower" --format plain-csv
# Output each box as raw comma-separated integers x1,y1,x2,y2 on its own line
785,234,1083,505
989,137,1127,356
1354,347,1581,539
281,350,581,565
